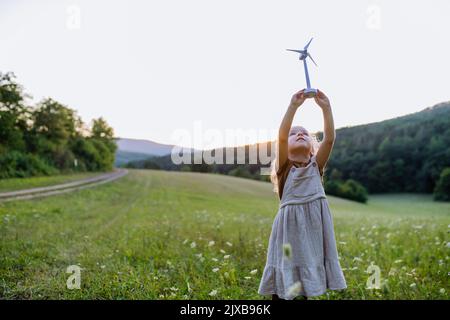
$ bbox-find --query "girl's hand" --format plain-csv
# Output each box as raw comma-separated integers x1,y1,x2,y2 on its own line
314,89,331,109
289,89,309,108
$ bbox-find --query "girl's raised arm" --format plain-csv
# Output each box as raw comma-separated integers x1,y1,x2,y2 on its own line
314,89,336,172
277,89,307,171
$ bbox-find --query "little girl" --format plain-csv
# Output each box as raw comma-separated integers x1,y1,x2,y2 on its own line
258,89,347,300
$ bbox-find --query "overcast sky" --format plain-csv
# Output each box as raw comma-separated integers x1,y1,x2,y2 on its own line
1,0,449,149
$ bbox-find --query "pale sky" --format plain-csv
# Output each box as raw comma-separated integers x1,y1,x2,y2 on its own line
1,0,449,149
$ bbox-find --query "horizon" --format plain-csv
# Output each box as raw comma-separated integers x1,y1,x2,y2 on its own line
116,99,448,150
1,0,449,149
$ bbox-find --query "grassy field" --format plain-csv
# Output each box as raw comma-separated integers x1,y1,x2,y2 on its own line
0,169,449,299
0,172,104,193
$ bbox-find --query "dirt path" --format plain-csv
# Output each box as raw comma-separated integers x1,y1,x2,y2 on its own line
0,169,128,202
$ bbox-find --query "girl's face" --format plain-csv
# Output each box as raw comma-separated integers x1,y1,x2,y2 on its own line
288,126,313,161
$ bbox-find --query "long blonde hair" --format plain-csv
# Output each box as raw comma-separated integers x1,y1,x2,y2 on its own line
270,132,321,195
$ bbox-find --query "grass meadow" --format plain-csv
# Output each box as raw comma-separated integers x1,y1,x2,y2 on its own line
0,169,449,299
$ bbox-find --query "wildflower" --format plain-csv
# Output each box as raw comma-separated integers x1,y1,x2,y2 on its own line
170,287,179,291
100,265,106,269
220,249,226,254
446,242,450,248
224,272,229,278
410,283,417,288
353,257,363,263
208,241,215,247
212,268,220,273
250,269,258,275
440,288,445,294
212,258,218,262
244,276,251,280
226,241,233,247
195,253,203,258
287,282,302,298
190,241,197,248
339,241,347,245
224,255,230,259
183,239,188,244
209,289,218,296
283,243,292,260
394,259,403,264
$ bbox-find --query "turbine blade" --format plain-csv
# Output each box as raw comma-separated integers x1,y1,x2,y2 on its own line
304,37,313,50
286,49,304,53
308,53,318,66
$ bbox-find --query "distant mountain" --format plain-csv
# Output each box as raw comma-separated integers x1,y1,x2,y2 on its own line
115,138,176,156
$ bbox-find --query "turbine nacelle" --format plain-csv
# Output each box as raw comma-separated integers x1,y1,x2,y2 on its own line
286,38,318,67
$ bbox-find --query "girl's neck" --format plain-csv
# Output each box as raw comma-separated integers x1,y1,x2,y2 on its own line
292,154,312,168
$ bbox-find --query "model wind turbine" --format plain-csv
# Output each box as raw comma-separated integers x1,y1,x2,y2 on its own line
286,37,318,98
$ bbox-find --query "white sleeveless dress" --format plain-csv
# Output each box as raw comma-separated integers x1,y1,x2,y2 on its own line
258,155,347,299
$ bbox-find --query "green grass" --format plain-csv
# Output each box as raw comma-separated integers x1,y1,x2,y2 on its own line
0,172,104,193
0,169,449,299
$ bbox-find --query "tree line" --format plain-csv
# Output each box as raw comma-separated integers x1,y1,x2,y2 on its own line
0,72,116,178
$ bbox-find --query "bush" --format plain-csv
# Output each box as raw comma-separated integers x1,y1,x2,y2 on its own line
325,178,368,203
228,166,254,179
0,151,57,179
433,167,450,201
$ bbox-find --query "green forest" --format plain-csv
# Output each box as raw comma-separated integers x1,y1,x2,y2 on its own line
125,103,450,203
0,72,116,178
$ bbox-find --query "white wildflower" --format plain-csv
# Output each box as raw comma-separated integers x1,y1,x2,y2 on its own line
250,269,258,275
224,255,230,259
339,241,347,245
394,259,403,264
212,268,220,273
353,257,363,263
439,288,445,294
226,241,233,247
190,241,196,248
208,241,215,247
209,289,218,296
244,276,251,280
183,239,188,244
211,258,219,262
220,249,226,254
287,282,302,298
410,283,417,288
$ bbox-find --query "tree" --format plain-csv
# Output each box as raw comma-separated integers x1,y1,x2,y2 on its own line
434,167,450,201
0,72,28,152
